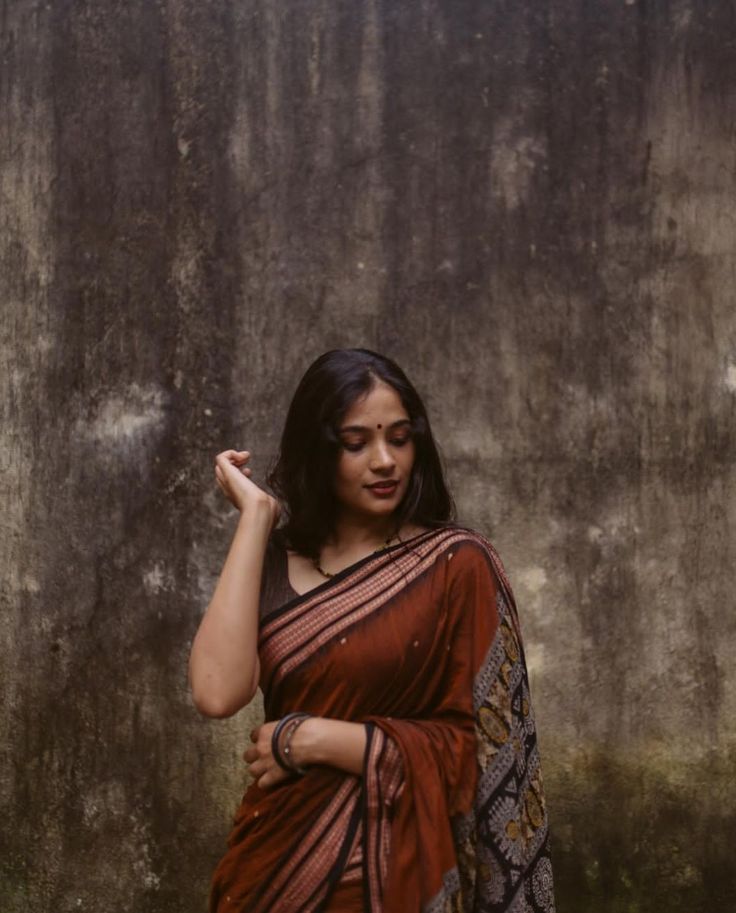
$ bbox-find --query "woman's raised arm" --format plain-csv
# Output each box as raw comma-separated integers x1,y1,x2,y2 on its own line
188,450,280,718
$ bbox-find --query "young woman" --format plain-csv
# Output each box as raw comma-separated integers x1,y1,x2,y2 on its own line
189,348,555,913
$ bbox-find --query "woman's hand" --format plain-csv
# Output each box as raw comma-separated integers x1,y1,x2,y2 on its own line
243,720,293,790
214,449,281,525
243,717,368,785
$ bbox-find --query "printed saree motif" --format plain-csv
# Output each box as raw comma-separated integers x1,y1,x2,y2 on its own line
209,526,554,913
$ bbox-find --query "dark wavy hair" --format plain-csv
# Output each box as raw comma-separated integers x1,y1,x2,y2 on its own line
266,348,457,559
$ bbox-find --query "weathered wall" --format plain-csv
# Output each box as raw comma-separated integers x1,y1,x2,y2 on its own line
2,2,735,911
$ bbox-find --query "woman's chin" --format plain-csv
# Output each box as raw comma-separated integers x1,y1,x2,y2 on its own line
347,499,400,522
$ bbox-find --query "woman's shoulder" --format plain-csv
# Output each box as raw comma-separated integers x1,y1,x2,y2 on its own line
425,523,513,585
259,528,297,618
423,522,496,554
433,524,516,606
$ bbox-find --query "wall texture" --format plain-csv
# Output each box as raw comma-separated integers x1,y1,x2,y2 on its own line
2,2,735,911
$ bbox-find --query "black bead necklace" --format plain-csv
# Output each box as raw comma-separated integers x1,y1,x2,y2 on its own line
313,534,396,579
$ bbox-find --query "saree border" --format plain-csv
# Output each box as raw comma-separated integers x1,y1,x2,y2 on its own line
265,526,444,624
361,722,405,912
248,775,362,913
259,526,476,695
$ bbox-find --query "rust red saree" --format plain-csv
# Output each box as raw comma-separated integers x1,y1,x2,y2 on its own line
209,526,555,913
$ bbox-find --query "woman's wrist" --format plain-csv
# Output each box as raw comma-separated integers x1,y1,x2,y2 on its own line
237,498,275,531
287,717,368,777
289,716,326,768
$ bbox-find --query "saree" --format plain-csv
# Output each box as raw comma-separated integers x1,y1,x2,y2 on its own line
209,525,555,913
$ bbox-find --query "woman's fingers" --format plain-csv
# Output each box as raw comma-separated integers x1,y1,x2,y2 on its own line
255,765,287,790
242,723,290,790
215,454,235,477
216,449,250,466
217,454,252,485
215,451,254,493
248,758,265,777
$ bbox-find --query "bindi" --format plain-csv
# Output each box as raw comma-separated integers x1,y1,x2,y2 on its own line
377,423,382,429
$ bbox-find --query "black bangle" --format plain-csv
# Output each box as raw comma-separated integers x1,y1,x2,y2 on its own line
282,714,311,775
271,712,305,773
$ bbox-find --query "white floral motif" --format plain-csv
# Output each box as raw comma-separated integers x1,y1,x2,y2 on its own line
532,856,555,910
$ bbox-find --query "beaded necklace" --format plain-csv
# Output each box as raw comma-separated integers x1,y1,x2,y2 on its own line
313,534,396,579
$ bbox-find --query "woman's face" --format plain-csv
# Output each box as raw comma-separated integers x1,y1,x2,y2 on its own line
333,379,416,523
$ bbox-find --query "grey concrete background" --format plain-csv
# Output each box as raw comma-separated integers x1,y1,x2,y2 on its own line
2,1,735,911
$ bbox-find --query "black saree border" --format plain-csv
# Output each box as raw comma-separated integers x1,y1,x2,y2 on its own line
319,787,363,912
361,722,379,913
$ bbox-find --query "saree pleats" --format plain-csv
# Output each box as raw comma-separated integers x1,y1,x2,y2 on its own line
209,527,554,913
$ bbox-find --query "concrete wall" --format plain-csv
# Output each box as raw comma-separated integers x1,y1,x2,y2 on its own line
2,2,734,911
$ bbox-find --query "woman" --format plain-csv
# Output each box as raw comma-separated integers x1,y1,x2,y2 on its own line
189,348,555,913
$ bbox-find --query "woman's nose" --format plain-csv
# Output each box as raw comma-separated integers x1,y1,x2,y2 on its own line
369,440,395,470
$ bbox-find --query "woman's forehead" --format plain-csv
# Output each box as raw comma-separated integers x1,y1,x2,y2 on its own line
339,417,411,433
341,383,408,426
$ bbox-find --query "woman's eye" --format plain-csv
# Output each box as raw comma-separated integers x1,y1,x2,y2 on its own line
342,436,410,452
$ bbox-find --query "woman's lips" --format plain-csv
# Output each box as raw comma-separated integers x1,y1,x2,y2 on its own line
366,481,399,498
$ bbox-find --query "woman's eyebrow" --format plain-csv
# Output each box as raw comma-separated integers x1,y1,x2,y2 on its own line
339,418,412,433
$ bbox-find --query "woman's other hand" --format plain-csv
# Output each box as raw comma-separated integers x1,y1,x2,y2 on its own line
243,717,368,784
214,449,281,525
243,721,292,790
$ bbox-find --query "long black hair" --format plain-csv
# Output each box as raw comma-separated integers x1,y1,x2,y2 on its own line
267,349,457,560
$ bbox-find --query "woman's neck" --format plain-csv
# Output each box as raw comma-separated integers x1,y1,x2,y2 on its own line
325,514,429,554
326,515,398,552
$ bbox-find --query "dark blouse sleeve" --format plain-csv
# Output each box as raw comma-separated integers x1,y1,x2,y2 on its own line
258,534,294,620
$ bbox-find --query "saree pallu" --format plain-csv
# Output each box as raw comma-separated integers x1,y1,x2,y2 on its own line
209,526,555,913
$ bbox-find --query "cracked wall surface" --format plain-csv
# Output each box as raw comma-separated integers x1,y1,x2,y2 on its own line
2,2,735,911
